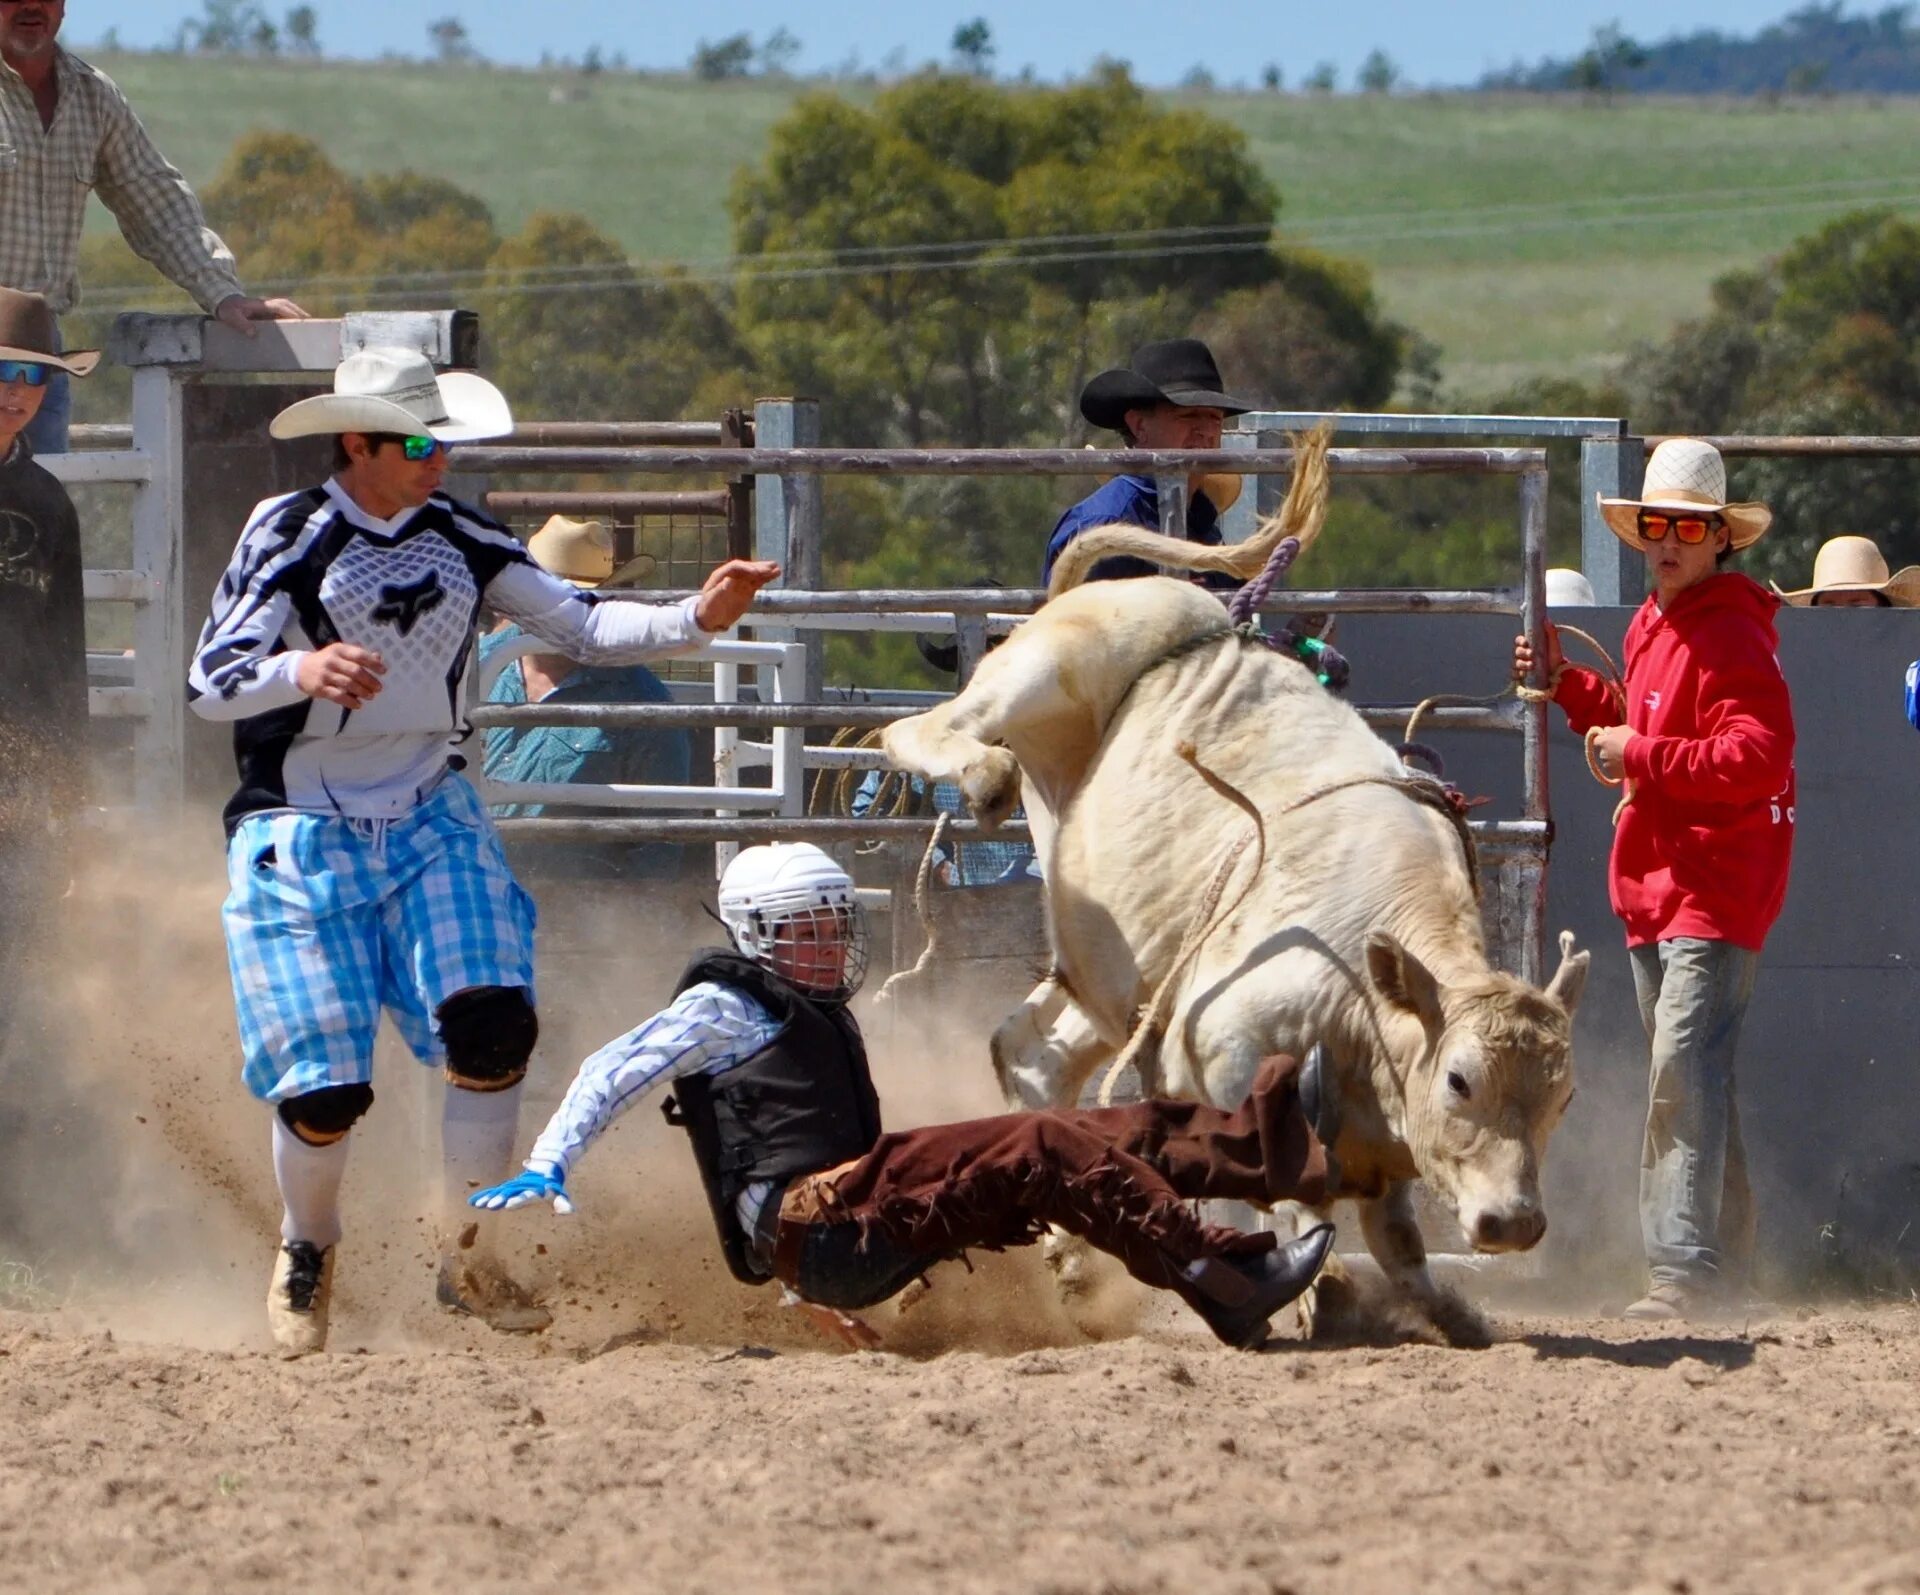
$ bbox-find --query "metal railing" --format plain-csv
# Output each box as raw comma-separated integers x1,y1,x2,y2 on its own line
451,440,1555,982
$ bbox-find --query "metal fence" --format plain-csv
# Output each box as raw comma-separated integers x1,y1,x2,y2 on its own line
447,439,1556,983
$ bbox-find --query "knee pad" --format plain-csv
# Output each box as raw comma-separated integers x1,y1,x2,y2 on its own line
437,985,537,1092
278,1083,374,1143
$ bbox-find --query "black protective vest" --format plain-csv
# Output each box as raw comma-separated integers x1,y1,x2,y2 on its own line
661,950,883,1284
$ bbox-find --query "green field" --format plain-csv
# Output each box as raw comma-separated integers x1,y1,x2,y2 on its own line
83,53,1920,397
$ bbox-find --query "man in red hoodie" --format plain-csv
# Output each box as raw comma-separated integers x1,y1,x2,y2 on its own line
1516,438,1795,1321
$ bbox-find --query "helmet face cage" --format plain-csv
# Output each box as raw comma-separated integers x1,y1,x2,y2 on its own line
735,900,870,1003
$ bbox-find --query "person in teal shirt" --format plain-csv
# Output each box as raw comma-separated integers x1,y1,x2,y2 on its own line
480,516,694,879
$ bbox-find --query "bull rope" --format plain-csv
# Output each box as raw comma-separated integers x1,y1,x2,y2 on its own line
1095,743,1268,1106
1092,755,1483,1109
872,812,954,1007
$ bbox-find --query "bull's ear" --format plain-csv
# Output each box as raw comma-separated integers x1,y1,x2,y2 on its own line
1545,931,1591,1017
1365,931,1444,1032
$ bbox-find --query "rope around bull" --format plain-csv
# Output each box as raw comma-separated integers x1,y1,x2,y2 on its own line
1092,752,1486,1108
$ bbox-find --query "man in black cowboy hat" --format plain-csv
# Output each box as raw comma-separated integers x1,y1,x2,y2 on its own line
1042,338,1254,588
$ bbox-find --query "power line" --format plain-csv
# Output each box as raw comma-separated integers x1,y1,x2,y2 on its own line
75,173,1920,313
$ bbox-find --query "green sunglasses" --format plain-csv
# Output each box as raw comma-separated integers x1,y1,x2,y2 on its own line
0,360,51,387
399,435,445,462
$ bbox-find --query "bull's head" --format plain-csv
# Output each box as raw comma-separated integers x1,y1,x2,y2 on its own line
1364,929,1589,1253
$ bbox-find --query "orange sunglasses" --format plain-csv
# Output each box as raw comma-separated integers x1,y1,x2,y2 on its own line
1636,510,1722,544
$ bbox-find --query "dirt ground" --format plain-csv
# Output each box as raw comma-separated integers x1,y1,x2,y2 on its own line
6,847,1920,1594
4,1291,1920,1595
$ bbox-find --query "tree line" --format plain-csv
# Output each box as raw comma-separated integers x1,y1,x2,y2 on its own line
1485,4,1920,96
60,66,1919,674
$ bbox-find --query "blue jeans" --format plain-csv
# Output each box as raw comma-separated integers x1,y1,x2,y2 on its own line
1629,938,1758,1293
21,320,70,456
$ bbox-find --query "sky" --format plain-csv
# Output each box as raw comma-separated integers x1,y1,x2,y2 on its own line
72,1,1796,87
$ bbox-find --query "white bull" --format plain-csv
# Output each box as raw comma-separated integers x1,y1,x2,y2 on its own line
883,466,1587,1341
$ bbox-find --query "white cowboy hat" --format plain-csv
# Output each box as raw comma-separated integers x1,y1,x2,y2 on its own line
1597,437,1771,552
269,346,512,443
1771,535,1920,608
524,514,655,590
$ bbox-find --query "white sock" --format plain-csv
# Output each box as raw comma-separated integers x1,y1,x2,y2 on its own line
272,1116,349,1249
441,1081,524,1252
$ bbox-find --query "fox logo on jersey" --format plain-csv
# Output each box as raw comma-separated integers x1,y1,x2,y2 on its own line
372,572,447,637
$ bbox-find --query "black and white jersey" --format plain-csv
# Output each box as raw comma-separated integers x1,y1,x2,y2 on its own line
188,479,709,833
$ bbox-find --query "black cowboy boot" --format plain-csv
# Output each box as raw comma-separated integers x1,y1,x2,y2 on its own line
1183,1223,1335,1349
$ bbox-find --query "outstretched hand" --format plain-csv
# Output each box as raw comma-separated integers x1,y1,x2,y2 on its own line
693,560,782,634
469,1166,574,1215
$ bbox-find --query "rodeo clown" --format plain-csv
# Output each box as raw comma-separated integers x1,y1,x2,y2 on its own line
470,842,1340,1351
186,347,778,1355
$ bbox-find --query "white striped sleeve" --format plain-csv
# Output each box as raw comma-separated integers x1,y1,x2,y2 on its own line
484,559,712,664
186,495,318,721
525,982,783,1178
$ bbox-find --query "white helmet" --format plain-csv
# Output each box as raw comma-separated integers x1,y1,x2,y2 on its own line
717,843,869,1003
1545,567,1597,609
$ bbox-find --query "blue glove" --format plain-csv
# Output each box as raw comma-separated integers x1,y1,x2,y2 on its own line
469,1164,573,1215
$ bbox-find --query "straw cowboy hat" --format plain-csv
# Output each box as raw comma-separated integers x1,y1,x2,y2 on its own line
270,346,511,442
1771,535,1920,607
1079,338,1256,432
525,514,655,589
0,287,98,377
1597,437,1771,551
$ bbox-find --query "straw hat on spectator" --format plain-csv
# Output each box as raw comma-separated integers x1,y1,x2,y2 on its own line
1597,437,1771,550
525,514,655,589
1771,535,1920,607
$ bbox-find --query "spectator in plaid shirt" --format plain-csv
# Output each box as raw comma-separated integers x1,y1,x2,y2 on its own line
0,0,307,453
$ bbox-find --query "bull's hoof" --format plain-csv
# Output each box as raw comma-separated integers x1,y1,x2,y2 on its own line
960,748,1021,831
1299,1268,1491,1349
1044,1231,1093,1299
1420,1283,1493,1350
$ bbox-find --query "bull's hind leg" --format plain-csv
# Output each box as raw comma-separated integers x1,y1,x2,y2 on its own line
881,643,1090,831
1356,1181,1491,1349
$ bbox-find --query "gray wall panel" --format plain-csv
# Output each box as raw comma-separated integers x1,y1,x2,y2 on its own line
1330,601,1920,1289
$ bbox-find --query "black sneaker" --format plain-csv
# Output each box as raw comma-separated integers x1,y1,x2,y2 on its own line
268,1241,333,1358
1189,1223,1336,1349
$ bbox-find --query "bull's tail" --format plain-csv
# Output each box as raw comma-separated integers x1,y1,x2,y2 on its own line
1046,423,1334,598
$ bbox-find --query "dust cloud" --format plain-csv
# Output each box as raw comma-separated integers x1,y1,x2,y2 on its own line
0,821,1145,1358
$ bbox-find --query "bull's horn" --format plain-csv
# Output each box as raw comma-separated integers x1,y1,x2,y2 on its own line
1545,931,1590,1016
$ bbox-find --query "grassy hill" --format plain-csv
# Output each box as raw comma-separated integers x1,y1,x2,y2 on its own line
82,52,1920,398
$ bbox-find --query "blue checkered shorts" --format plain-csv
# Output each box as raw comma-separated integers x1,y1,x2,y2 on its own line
221,774,537,1104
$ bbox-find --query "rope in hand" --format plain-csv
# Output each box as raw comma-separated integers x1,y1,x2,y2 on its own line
1516,624,1633,826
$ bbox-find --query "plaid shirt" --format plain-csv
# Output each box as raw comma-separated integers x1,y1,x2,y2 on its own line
0,48,242,314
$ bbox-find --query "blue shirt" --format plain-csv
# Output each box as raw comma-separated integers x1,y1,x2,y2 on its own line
850,770,1037,886
479,623,693,877
1041,474,1226,588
